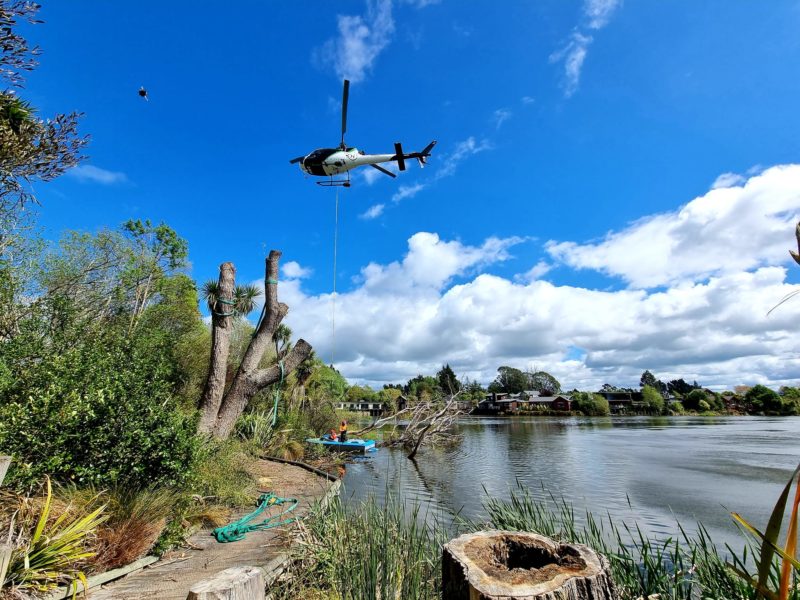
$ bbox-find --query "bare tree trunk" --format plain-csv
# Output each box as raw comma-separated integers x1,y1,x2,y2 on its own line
210,251,313,439
197,262,236,434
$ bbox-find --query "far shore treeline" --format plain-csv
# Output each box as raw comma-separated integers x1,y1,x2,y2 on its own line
356,365,800,417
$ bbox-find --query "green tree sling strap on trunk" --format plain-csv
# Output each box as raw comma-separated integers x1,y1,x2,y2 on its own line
213,492,299,543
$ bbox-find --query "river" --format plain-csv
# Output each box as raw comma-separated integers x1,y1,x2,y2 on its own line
340,416,800,550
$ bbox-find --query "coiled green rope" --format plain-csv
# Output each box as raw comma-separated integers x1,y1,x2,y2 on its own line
212,492,299,543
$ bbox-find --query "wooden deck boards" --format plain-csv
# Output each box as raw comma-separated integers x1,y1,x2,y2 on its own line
89,460,332,600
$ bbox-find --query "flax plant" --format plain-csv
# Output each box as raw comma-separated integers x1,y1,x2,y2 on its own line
729,462,800,600
3,477,107,596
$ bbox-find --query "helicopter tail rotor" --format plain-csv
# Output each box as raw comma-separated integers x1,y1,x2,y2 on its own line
393,142,406,171
415,140,437,167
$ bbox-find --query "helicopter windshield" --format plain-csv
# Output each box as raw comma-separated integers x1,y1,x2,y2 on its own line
306,148,337,161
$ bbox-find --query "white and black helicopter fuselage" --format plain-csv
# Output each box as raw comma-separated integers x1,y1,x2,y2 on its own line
294,142,436,186
290,79,436,187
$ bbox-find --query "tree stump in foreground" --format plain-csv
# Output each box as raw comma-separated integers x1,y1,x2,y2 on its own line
442,530,617,600
186,566,265,600
0,455,10,486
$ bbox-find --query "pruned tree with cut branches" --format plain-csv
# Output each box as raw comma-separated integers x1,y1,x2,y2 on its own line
197,251,313,439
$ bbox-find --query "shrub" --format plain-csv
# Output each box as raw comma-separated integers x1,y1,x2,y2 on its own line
0,323,198,490
642,385,665,414
683,389,708,411
572,392,610,416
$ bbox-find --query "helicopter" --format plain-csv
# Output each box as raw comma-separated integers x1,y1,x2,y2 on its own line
290,79,436,187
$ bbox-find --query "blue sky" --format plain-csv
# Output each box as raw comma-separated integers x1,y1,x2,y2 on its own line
21,0,800,389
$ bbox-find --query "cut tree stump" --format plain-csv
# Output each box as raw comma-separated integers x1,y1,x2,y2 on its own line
0,455,10,486
186,566,265,600
442,530,617,600
0,544,11,588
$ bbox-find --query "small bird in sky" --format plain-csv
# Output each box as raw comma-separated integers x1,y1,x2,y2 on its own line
138,86,149,101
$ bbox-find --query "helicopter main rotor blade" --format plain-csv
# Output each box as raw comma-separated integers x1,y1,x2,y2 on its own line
369,163,396,178
341,79,350,147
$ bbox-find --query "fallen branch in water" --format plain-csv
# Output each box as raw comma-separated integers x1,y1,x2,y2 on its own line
381,395,465,460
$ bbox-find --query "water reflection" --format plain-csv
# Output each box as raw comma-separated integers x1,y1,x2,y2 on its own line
340,416,800,550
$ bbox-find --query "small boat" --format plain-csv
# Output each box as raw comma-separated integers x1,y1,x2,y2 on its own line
306,434,377,454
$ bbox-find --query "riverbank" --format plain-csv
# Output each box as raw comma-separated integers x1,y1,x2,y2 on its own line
83,459,336,599
271,481,796,599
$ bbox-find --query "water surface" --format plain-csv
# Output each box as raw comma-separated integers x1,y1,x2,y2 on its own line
340,416,800,550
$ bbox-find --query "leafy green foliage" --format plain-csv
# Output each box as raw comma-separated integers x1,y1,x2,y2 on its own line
0,222,201,491
488,366,527,394
4,477,107,593
572,392,610,416
526,370,561,394
0,320,199,490
642,385,665,414
746,385,798,415
305,361,347,403
0,1,88,213
346,384,378,402
435,363,460,395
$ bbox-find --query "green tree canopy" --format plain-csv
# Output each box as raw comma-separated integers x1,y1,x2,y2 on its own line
346,384,377,403
306,362,347,403
436,363,461,395
488,366,527,394
572,392,610,416
642,385,665,414
526,370,561,394
683,389,709,411
745,384,792,414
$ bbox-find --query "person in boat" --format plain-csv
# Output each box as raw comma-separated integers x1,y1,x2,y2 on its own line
339,420,348,443
329,429,338,441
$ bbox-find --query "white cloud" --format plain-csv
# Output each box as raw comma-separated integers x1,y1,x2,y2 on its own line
521,96,535,105
516,260,553,282
360,203,385,220
278,165,800,391
550,32,593,98
551,0,621,98
392,183,426,202
67,165,128,185
283,261,313,279
584,0,622,29
492,108,512,130
711,172,745,189
315,0,395,83
546,165,800,288
362,162,398,185
402,0,440,7
436,136,492,179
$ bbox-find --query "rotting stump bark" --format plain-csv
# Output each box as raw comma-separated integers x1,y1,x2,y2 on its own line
442,530,617,600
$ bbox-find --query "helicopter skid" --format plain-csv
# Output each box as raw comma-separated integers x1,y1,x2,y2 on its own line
317,178,351,188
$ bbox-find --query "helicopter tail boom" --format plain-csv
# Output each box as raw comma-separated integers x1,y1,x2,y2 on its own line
390,140,437,170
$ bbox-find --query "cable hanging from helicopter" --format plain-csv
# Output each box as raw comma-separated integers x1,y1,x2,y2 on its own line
289,79,437,188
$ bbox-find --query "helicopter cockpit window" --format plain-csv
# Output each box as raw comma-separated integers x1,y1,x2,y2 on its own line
307,148,336,161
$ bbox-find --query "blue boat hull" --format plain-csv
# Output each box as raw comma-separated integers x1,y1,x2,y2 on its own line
306,436,377,453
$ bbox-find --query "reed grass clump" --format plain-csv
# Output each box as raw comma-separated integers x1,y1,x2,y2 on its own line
276,481,797,600
275,495,451,600
482,482,797,600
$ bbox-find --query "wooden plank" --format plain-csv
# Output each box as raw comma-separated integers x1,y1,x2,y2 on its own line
187,566,265,600
0,544,11,589
43,555,159,599
0,455,10,486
